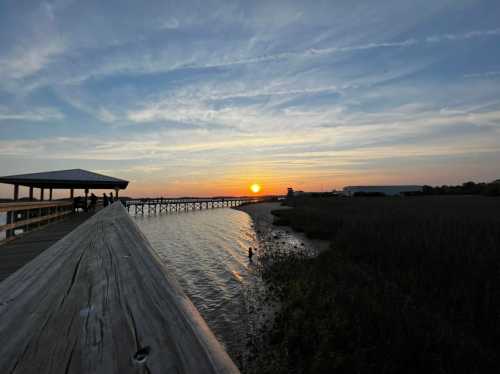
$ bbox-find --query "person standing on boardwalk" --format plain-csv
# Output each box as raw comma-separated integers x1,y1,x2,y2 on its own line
73,196,83,212
102,193,109,207
89,193,98,211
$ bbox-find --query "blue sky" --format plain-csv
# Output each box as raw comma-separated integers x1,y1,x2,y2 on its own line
1,0,499,197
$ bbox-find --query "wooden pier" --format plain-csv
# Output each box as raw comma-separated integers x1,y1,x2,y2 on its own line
126,197,262,215
0,203,240,373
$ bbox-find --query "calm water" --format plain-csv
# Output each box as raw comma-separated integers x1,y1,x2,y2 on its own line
132,207,263,365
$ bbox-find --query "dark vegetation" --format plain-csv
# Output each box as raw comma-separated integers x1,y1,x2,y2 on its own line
253,195,500,373
422,180,500,196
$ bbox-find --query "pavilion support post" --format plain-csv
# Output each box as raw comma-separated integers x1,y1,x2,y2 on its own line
13,185,19,201
29,187,34,201
40,188,45,201
85,189,89,212
49,189,53,201
115,188,120,200
70,189,74,199
6,211,13,238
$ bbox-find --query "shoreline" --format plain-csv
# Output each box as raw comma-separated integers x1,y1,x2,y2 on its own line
235,202,330,373
235,201,330,255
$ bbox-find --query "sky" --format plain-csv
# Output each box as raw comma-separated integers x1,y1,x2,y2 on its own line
1,0,500,197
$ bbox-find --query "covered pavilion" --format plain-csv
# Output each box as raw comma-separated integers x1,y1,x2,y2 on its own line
0,169,129,202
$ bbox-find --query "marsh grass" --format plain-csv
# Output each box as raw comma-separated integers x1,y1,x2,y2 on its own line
252,196,500,373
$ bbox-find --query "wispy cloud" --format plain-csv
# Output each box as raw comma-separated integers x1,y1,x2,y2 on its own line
0,37,65,80
96,108,118,123
157,17,180,30
0,107,64,121
464,71,500,79
426,28,500,43
12,25,500,92
157,28,500,74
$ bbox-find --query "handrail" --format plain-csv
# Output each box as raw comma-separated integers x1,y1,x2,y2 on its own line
0,200,72,212
0,200,73,244
0,210,72,231
0,202,240,373
125,197,265,206
126,197,261,204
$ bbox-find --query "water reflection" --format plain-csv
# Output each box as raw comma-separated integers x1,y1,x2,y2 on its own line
132,208,261,364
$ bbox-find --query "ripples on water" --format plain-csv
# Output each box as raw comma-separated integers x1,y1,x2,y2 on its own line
132,207,262,366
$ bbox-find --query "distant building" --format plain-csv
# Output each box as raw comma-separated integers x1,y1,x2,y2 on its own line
286,187,308,197
287,187,304,196
343,185,423,196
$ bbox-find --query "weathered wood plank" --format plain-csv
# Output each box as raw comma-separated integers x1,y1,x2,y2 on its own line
0,202,239,373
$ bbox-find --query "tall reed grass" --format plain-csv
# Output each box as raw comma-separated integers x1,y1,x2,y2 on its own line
253,196,500,373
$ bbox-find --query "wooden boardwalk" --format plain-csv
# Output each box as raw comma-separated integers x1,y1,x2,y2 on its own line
0,210,97,282
0,202,239,373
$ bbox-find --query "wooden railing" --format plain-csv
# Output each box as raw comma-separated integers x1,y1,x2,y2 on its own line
125,197,268,215
0,202,239,373
0,200,73,244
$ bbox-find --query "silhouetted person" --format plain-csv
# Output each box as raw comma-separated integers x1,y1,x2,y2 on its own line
103,193,109,207
73,196,84,212
89,193,98,211
248,247,253,260
110,192,114,203
84,189,89,212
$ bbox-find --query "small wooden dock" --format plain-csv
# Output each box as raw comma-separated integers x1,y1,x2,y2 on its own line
126,197,261,215
0,203,239,373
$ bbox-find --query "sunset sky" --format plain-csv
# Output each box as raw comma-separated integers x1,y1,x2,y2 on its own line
1,0,500,197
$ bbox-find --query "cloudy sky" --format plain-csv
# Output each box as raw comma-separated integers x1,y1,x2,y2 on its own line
1,0,499,197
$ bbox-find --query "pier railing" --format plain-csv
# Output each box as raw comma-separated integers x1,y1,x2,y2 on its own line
0,200,73,244
0,202,239,373
126,197,265,215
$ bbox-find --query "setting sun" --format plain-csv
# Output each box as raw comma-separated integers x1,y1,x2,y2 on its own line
250,183,261,194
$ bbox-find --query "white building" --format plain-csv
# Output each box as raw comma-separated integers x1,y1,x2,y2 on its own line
343,185,423,196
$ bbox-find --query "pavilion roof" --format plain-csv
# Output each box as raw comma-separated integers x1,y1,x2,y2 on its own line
0,169,129,190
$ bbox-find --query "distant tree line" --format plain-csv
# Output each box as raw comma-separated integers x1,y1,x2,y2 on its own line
422,180,500,196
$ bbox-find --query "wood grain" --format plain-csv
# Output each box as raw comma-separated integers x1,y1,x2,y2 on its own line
0,202,240,374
